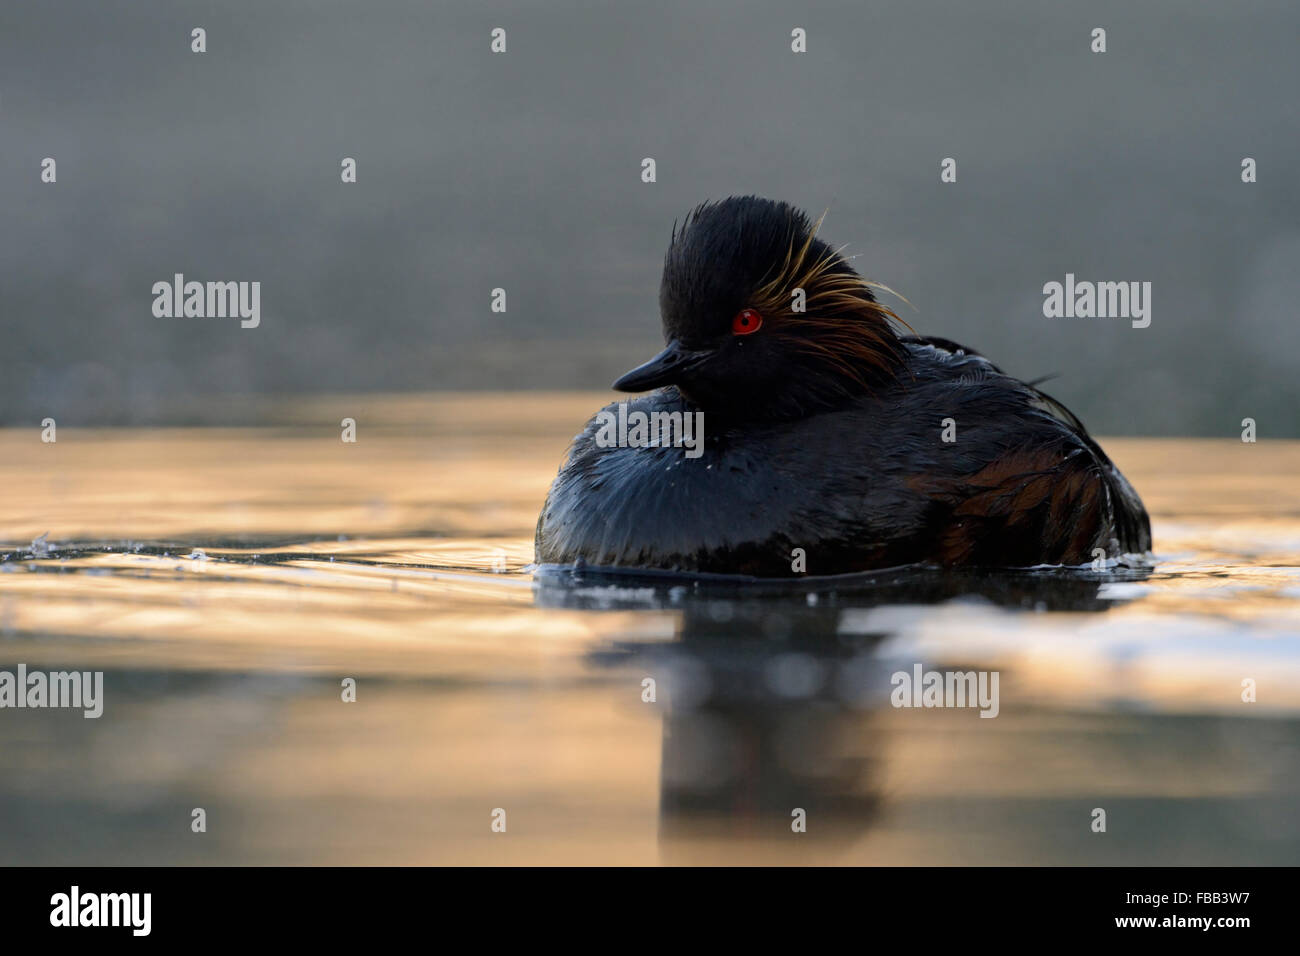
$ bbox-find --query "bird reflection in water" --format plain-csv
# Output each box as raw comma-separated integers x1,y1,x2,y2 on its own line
536,564,1148,862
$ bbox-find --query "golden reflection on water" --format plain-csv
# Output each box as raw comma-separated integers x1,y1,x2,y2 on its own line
2,394,1299,864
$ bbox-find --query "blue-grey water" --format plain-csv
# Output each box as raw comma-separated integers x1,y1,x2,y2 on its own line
3,0,1300,434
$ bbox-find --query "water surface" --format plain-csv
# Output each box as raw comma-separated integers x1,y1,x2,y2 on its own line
2,394,1298,864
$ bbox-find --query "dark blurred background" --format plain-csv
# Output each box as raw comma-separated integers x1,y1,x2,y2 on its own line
2,0,1297,432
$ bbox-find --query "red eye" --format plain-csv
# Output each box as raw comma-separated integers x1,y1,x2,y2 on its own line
731,309,763,336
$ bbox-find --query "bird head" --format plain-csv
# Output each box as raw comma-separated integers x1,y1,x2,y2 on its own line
613,196,907,419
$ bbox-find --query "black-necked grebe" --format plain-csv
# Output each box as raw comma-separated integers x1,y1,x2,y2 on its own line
535,196,1150,577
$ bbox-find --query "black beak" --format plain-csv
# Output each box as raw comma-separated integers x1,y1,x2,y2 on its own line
611,340,712,392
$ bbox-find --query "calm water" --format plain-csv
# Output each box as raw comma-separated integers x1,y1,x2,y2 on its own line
2,394,1298,865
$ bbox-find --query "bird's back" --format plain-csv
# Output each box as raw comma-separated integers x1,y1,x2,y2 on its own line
535,339,1150,576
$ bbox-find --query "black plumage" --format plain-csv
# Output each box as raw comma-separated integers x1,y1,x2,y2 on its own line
535,197,1151,577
